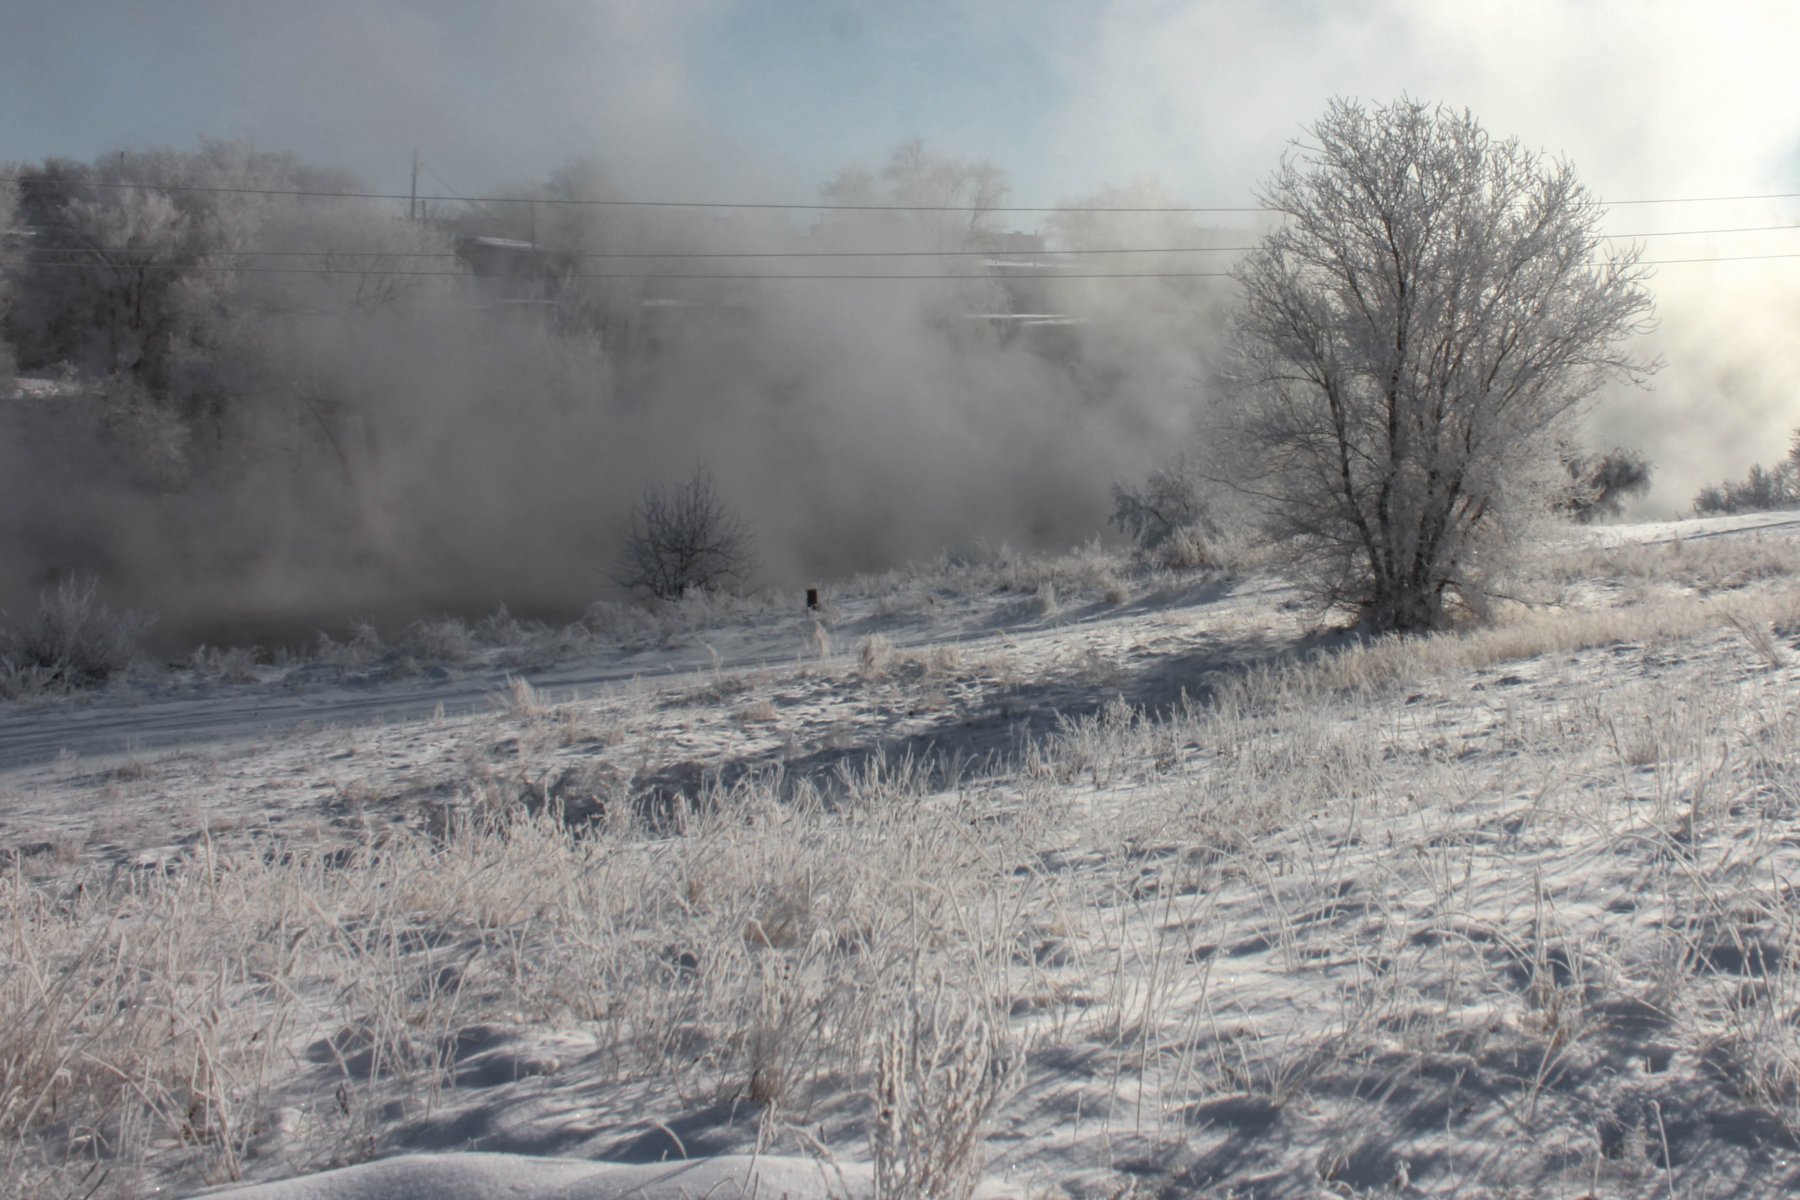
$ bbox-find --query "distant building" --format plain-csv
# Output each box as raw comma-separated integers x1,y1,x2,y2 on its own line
447,224,1090,348
452,236,574,309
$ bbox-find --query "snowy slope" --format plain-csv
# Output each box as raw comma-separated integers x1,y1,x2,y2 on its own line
8,516,1800,1199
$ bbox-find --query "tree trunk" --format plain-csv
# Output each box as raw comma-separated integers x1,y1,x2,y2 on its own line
1369,572,1444,633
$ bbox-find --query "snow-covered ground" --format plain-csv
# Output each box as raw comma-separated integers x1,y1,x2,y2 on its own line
7,516,1800,1199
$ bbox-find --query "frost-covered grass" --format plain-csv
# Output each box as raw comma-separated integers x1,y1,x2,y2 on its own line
0,542,1166,706
8,521,1800,1197
1527,525,1800,592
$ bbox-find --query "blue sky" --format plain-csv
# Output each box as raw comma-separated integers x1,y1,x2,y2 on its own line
5,1,1796,212
4,0,1092,204
690,2,1077,201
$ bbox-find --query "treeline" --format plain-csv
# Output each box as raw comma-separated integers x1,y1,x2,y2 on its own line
1693,433,1800,515
2,141,455,490
0,141,621,639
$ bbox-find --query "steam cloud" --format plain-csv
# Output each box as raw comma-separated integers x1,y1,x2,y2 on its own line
0,149,1225,648
3,1,1797,646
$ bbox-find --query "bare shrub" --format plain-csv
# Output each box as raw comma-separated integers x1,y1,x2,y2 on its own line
0,575,153,690
615,466,756,600
503,621,594,672
1563,447,1653,523
0,660,60,701
1110,454,1213,552
395,617,475,665
581,600,657,642
1155,524,1219,571
314,620,384,667
189,644,262,684
871,976,1020,1200
473,604,528,648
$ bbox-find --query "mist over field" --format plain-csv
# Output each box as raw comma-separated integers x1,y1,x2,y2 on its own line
2,1,1798,646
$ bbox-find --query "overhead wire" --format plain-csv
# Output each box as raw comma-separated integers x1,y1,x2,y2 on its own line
12,221,1800,264
16,243,1263,259
6,170,1799,279
417,160,472,205
0,175,1266,213
1609,222,1800,238
1633,250,1800,265
8,173,1799,213
1605,191,1800,206
0,261,1238,279
7,249,1800,281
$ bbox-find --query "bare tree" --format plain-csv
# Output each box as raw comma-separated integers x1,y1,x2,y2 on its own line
57,187,188,377
1563,447,1653,522
1228,97,1656,632
615,466,755,599
1110,453,1213,550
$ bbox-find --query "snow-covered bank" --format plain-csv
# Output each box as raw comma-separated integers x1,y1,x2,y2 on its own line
7,518,1800,1198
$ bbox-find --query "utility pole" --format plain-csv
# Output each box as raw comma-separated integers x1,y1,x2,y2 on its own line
409,149,419,221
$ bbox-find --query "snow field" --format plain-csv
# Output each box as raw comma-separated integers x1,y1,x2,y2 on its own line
5,522,1800,1196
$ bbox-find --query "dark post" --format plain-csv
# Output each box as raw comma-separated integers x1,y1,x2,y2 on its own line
806,588,820,611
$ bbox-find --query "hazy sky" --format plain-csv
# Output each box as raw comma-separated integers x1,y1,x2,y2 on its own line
8,1,1795,205
6,0,1800,507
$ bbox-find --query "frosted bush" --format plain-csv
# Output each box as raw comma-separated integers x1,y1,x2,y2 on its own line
0,575,153,690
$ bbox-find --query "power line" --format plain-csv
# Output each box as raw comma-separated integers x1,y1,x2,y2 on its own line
17,175,1800,214
1639,250,1800,265
7,174,1799,215
0,260,1237,279
0,175,1265,214
1607,191,1800,206
417,159,466,199
418,161,474,206
6,247,1800,280
17,219,1800,264
1610,222,1800,238
19,244,1263,260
